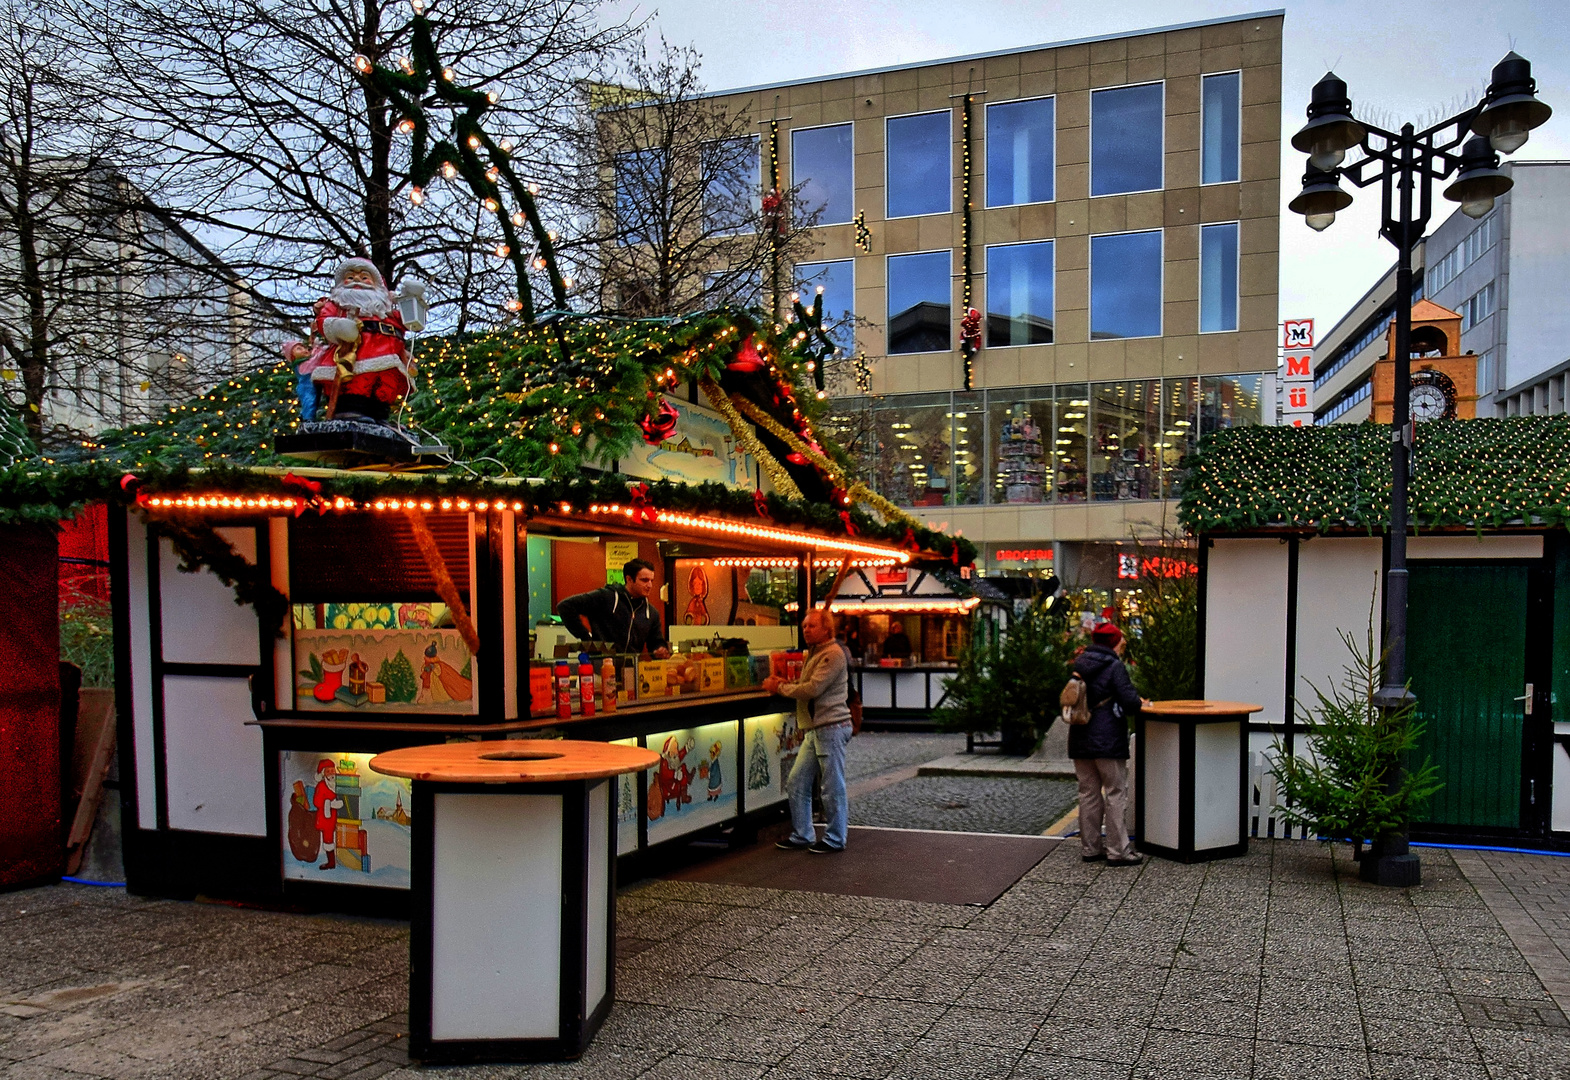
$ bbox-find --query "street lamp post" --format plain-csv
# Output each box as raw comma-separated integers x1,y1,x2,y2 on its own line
1288,54,1551,887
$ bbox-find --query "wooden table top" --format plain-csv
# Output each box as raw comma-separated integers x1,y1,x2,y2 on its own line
1143,699,1264,718
369,739,659,784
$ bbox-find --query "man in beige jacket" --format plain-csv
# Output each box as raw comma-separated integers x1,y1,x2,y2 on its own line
762,609,851,853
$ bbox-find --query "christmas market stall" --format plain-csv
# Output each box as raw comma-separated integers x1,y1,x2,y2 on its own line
1182,417,1570,849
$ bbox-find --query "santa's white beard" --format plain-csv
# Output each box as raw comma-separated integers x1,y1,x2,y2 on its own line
330,282,392,318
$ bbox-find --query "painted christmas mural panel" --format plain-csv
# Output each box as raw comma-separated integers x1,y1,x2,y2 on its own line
280,752,412,890
644,721,740,846
743,711,798,811
612,737,640,855
294,626,474,713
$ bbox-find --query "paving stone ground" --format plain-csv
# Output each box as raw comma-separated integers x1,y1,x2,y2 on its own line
849,774,1080,835
7,839,1570,1079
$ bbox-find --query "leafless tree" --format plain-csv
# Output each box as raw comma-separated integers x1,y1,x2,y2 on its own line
65,0,640,332
0,1,257,446
561,39,822,319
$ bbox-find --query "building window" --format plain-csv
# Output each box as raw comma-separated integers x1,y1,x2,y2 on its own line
886,111,951,218
1091,381,1160,501
985,240,1054,346
795,260,855,351
1090,83,1164,197
615,148,667,245
872,395,953,507
1090,230,1162,339
1201,72,1241,184
952,393,985,506
1314,379,1371,425
1199,222,1239,333
792,124,854,226
703,269,762,307
1427,212,1499,294
986,97,1054,207
1461,281,1496,331
701,136,760,236
887,251,951,354
990,393,1054,504
1476,349,1494,393
1159,377,1199,498
1201,373,1265,432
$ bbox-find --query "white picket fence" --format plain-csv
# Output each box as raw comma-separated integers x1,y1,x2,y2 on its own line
1249,751,1315,840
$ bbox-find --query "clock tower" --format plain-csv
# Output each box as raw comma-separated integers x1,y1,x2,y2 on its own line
1371,300,1480,423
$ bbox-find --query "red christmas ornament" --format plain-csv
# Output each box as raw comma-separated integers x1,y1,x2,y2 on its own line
753,490,772,521
627,482,656,524
640,398,679,445
785,451,808,465
728,335,765,373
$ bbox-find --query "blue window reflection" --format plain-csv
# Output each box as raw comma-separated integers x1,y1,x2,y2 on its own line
796,260,855,350
985,241,1054,346
616,148,667,245
1090,83,1164,196
1090,231,1162,339
1202,73,1241,184
1200,223,1239,333
886,111,951,218
986,97,1055,206
888,251,951,354
703,136,760,235
792,124,854,225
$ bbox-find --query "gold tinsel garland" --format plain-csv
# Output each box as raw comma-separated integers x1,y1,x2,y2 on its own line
697,378,805,500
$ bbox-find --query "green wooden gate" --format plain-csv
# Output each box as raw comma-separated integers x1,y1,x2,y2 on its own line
1407,562,1528,829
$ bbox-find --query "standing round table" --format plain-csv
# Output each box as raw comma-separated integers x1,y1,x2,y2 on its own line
370,739,658,1064
1135,700,1262,863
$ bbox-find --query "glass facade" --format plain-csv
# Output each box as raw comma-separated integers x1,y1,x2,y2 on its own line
701,135,760,235
1090,83,1164,196
887,251,952,354
792,124,854,225
886,111,952,218
1090,231,1163,339
985,240,1054,346
615,148,666,245
1201,72,1241,184
795,260,855,351
834,376,1261,508
986,97,1055,207
1200,222,1239,333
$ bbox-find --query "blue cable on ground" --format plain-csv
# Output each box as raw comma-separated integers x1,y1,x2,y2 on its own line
61,876,126,887
1411,841,1570,859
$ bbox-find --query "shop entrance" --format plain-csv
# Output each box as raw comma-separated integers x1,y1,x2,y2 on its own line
1407,561,1537,832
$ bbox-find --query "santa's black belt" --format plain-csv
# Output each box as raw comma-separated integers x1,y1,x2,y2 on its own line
359,319,405,339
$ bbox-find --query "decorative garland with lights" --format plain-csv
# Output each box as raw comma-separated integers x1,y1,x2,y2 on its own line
697,376,804,499
959,91,978,391
1180,418,1570,534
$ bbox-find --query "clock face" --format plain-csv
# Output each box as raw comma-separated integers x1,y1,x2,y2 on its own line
1410,384,1448,422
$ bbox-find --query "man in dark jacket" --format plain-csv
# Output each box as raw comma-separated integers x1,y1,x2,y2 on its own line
557,558,671,657
1070,621,1146,866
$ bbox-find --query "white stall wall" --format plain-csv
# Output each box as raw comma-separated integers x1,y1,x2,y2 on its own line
1204,539,1289,723
159,527,262,666
162,675,267,835
1295,537,1383,711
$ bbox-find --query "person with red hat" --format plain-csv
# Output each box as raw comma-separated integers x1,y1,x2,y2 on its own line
313,758,345,871
1068,620,1147,867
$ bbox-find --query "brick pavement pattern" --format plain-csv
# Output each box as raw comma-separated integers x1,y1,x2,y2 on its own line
5,841,1570,1079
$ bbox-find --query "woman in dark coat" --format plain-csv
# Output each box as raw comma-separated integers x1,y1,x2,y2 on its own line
1070,621,1146,866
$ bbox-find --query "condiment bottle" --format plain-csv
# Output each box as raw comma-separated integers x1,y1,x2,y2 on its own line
578,653,596,717
554,659,571,719
601,657,617,712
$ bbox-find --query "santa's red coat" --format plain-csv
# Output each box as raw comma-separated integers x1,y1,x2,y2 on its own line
314,779,339,837
310,299,410,384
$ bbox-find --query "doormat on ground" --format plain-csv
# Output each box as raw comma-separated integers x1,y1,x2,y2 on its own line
662,823,1057,906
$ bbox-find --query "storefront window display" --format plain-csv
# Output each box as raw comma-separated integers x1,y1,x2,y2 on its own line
1201,373,1265,433
989,390,1052,504
872,395,953,507
1159,376,1200,498
1054,386,1091,503
952,393,986,506
1091,381,1159,501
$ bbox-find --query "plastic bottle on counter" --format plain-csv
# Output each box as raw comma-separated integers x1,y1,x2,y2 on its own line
554,659,572,719
578,653,596,717
601,656,617,712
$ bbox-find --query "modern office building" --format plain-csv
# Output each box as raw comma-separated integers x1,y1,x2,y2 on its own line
1313,160,1570,424
690,11,1284,586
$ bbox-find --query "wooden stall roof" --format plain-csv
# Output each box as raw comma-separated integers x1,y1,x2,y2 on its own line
1180,417,1570,536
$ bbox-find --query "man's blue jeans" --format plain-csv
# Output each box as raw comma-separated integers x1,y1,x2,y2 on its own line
787,721,851,849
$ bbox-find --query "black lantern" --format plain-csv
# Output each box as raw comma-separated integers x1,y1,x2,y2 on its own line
1288,165,1353,232
1474,52,1553,154
1290,73,1366,171
1443,137,1514,219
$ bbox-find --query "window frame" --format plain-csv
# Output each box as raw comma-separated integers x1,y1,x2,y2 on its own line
1199,70,1243,187
1088,228,1165,341
883,108,954,221
1088,80,1167,199
1198,220,1241,335
982,94,1057,209
885,248,954,356
794,258,857,351
613,146,669,247
700,134,762,237
790,121,856,227
982,238,1056,348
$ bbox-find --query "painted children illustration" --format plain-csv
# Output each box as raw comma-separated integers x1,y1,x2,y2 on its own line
705,741,724,800
313,758,344,870
417,640,473,705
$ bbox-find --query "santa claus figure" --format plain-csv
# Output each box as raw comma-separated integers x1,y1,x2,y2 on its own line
313,758,345,871
310,257,413,422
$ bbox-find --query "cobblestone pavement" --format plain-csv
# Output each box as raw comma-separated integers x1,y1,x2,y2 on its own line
842,731,966,783
849,775,1080,836
7,841,1570,1079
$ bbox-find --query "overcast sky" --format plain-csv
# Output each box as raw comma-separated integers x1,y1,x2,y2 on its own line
601,0,1569,341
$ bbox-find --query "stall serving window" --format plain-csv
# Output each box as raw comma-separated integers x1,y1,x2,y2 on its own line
288,514,476,715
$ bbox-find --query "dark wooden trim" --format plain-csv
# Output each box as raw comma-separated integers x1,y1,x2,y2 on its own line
1195,537,1210,699
108,507,142,841
161,662,265,679
1134,712,1147,850
477,512,506,720
146,524,169,832
1178,719,1195,855
558,782,590,1054
1524,536,1555,837
407,781,436,1058
1284,535,1300,760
